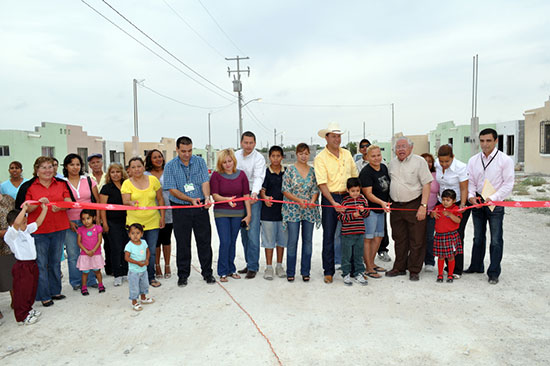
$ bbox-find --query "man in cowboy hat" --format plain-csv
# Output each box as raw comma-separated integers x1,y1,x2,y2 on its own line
314,122,359,284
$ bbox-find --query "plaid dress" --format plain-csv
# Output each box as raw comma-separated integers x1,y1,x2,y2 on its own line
433,230,463,258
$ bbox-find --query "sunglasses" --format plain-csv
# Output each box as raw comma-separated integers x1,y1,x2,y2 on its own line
360,144,370,149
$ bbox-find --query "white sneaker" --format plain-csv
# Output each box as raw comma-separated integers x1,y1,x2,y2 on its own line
424,264,435,272
355,273,368,286
114,277,123,287
378,252,392,262
335,264,342,271
263,267,274,280
18,313,38,326
275,265,286,278
343,274,353,286
29,309,42,317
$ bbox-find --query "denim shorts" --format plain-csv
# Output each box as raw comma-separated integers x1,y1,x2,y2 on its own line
364,211,385,239
260,221,288,249
128,270,149,300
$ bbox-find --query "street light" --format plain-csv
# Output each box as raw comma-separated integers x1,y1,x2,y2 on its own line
239,97,262,137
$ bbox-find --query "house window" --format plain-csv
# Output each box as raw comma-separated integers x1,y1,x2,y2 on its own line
60,128,63,134
541,121,550,154
448,138,453,146
0,145,9,156
41,146,55,157
497,135,504,151
464,136,470,143
77,147,88,171
506,135,515,156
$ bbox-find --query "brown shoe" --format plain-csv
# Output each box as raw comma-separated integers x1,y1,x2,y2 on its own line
385,269,406,277
323,275,333,284
245,270,257,279
409,273,420,281
237,267,248,274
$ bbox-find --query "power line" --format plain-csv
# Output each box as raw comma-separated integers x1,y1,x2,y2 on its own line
197,0,245,56
100,0,235,99
162,0,226,59
80,0,234,102
261,101,393,108
242,107,271,133
139,82,236,110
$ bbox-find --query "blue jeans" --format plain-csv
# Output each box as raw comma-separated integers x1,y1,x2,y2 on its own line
65,220,97,287
33,230,65,301
469,206,505,278
240,202,261,272
341,234,366,277
321,193,344,276
334,221,342,265
128,270,149,300
424,216,436,266
143,229,159,283
286,220,314,277
215,217,242,276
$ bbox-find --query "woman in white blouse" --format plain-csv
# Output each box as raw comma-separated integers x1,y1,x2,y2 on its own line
435,144,469,278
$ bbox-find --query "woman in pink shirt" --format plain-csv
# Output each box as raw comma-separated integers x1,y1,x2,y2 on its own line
62,154,100,290
421,153,440,272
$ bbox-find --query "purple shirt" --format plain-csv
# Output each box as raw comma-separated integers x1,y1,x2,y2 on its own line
210,170,250,213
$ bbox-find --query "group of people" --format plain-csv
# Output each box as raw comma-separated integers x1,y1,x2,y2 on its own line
0,122,514,324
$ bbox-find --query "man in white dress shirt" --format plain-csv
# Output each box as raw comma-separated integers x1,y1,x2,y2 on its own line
235,131,266,279
464,128,514,284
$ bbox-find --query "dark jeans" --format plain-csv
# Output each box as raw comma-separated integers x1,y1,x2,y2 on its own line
106,220,129,278
103,227,112,275
341,234,366,277
424,216,436,266
469,205,505,278
214,216,241,276
378,213,390,254
286,220,314,277
171,203,213,280
321,193,344,276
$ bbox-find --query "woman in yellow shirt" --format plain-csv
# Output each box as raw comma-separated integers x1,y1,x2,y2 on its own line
122,157,165,287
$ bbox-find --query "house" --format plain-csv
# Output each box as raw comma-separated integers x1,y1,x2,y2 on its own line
523,98,550,174
495,120,524,167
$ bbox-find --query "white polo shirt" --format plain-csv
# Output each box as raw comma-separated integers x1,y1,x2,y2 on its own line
435,158,468,201
4,223,38,261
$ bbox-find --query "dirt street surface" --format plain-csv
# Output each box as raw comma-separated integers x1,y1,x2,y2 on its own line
1,204,549,365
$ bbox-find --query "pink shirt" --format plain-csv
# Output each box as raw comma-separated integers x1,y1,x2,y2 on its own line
427,172,440,211
467,148,514,201
66,176,96,221
77,225,103,255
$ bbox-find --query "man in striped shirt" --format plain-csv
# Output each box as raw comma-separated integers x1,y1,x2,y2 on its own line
337,178,369,286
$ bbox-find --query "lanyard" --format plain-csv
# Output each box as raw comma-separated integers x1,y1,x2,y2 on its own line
481,150,498,171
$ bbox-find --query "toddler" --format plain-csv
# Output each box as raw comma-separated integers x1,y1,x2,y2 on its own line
76,210,105,295
124,223,155,311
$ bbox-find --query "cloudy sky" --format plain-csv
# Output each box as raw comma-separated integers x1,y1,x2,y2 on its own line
1,0,549,150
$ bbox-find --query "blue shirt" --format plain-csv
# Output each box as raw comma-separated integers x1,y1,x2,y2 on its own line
124,240,148,273
163,155,209,204
0,179,28,199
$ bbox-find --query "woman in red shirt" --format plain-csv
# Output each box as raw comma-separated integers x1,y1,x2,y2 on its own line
22,157,73,306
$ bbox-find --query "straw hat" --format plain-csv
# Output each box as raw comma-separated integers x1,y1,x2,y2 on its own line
317,122,345,138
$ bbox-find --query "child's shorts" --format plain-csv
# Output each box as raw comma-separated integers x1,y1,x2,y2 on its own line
260,221,288,249
82,269,100,273
128,270,149,300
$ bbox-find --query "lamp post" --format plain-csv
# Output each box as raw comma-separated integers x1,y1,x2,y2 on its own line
239,97,262,137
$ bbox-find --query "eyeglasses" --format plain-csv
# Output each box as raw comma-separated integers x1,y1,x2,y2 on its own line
360,144,370,149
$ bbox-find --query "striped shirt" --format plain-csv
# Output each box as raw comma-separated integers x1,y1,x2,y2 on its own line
337,195,369,235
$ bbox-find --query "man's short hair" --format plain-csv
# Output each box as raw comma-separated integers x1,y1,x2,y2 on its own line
359,139,371,147
241,131,256,142
176,136,193,148
269,145,284,157
394,137,413,150
479,128,497,140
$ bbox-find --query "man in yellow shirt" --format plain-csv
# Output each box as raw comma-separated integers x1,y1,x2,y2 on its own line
314,122,358,284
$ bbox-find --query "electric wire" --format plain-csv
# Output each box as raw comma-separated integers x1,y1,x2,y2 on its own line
80,0,234,102
139,82,236,110
100,0,235,98
242,106,271,133
261,101,392,108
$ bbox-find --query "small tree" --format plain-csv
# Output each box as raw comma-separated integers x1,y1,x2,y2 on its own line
346,141,357,155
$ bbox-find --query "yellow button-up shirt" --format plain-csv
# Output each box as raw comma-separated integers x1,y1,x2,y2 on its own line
314,147,358,192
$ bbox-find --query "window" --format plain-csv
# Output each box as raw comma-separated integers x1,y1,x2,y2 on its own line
77,147,88,172
464,136,470,143
448,138,453,146
41,146,55,157
541,121,550,154
0,145,9,156
506,135,515,156
498,135,504,151
60,128,63,134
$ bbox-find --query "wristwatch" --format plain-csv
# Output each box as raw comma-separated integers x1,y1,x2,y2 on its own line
420,203,427,208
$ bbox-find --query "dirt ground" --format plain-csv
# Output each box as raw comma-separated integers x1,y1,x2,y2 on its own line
1,196,549,365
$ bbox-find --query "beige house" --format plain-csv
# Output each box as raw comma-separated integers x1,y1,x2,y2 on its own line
123,137,177,165
394,132,430,156
65,124,104,172
523,98,550,174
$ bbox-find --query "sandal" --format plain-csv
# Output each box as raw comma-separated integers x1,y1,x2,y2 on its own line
150,280,162,288
229,273,241,279
373,266,387,272
155,264,163,280
132,303,143,311
302,276,310,282
220,276,228,282
164,265,171,279
81,288,89,296
287,276,295,282
141,297,155,304
366,271,382,279
436,275,444,283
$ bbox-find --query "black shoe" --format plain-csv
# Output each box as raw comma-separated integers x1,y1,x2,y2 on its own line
237,267,248,274
436,275,444,283
385,269,406,277
178,277,188,287
204,275,216,284
464,268,483,274
51,294,66,300
409,273,420,281
446,276,454,283
245,270,257,279
42,300,54,307
488,277,499,285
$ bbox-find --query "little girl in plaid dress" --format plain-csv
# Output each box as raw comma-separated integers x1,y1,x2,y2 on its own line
430,189,463,283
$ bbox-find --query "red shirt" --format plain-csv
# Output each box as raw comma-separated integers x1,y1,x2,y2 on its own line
434,204,462,234
26,178,71,234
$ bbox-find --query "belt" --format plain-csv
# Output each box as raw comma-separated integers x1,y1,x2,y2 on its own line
331,191,346,195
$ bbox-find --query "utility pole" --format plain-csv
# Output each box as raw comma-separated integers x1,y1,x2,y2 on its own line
226,56,250,137
391,103,395,155
470,54,480,156
363,121,365,139
132,79,140,158
348,131,350,145
236,129,240,149
207,113,212,169
274,128,277,146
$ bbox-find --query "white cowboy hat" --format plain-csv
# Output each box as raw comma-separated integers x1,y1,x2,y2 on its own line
317,122,345,138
